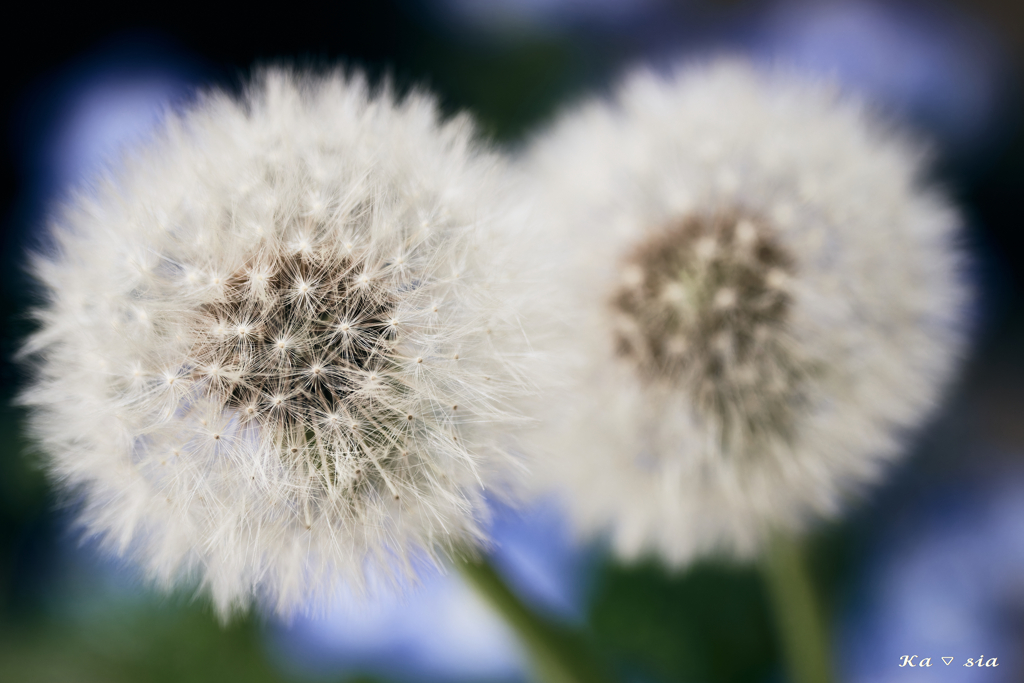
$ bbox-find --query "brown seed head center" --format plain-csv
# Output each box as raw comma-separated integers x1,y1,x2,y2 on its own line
611,212,805,447
190,248,397,440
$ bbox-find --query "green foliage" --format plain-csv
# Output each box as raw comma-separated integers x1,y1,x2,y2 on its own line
0,599,383,683
409,34,592,142
588,558,779,683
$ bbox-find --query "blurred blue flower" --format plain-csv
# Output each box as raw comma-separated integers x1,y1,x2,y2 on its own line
270,499,590,682
41,75,191,190
15,38,199,206
270,565,524,682
488,498,593,623
840,468,1024,681
746,0,1010,158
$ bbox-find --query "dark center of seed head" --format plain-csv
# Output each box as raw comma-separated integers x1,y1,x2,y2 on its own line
194,248,397,439
610,212,806,448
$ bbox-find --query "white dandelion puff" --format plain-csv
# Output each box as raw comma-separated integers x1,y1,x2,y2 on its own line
19,68,537,617
526,59,969,565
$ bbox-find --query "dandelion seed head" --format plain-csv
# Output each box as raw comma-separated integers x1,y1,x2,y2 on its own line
19,68,536,617
528,58,969,565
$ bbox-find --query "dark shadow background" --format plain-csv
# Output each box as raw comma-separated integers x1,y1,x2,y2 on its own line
2,1,1024,681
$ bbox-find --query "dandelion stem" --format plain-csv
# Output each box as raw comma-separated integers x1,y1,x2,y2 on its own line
762,533,833,683
455,554,616,683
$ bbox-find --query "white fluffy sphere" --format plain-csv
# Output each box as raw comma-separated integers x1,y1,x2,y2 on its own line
21,69,537,616
527,59,969,564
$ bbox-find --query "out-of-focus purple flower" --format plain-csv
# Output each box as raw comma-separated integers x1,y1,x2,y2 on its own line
16,40,199,200
840,468,1024,681
270,569,524,682
270,500,590,682
488,498,593,622
747,0,1010,158
42,75,192,190
10,39,200,269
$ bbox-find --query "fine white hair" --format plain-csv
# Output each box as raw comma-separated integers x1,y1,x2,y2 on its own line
525,58,970,564
20,68,539,617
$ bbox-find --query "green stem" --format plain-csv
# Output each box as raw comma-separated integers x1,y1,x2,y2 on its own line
762,533,833,683
455,554,616,683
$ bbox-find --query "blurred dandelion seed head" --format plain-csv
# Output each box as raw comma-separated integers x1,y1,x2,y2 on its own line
528,58,969,564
